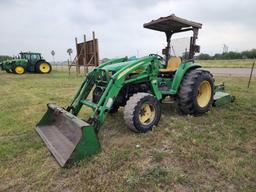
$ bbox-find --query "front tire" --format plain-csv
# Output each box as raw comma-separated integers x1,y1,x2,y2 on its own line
124,93,161,133
177,69,214,115
14,66,25,75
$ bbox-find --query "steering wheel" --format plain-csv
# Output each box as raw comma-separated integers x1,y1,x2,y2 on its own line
149,53,163,60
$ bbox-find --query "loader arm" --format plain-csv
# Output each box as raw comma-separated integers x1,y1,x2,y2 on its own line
68,55,161,128
67,56,129,115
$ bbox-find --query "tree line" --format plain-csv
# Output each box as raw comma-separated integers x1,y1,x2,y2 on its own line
1,48,256,62
0,55,12,62
197,49,256,60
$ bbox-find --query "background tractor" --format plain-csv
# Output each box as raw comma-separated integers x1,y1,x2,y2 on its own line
36,14,234,167
0,52,51,74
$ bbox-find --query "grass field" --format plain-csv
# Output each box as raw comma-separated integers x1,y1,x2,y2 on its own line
0,70,256,191
198,59,255,68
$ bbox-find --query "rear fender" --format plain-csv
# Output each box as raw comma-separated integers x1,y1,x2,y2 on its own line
35,59,47,64
170,62,201,94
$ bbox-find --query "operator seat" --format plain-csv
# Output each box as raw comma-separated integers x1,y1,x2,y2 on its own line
160,56,181,73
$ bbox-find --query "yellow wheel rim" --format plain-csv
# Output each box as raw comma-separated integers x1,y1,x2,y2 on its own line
139,103,156,125
15,66,25,74
197,80,212,108
39,63,50,73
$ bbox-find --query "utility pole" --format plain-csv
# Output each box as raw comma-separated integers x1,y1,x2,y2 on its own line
223,44,228,53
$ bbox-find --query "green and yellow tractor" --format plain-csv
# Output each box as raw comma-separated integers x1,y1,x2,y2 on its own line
0,52,51,74
36,14,234,167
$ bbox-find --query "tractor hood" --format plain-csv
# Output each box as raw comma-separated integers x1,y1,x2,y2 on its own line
2,59,27,64
0,59,27,71
11,59,27,62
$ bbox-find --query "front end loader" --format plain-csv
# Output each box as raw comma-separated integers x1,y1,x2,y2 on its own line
36,14,234,167
36,56,160,166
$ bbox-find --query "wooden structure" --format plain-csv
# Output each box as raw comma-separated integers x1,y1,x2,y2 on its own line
68,31,99,75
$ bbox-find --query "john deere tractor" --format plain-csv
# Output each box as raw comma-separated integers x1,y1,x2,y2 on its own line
36,14,234,167
0,52,51,74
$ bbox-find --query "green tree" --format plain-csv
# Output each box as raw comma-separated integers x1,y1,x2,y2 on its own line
67,48,73,62
51,50,55,64
197,53,211,60
0,55,12,62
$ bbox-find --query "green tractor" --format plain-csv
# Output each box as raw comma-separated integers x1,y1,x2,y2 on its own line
36,14,234,167
0,52,51,74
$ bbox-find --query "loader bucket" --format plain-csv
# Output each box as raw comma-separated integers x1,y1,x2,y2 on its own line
36,103,101,167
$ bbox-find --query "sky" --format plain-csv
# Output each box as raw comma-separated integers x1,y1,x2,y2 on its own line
0,0,255,61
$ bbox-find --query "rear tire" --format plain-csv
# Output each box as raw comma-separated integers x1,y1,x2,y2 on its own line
36,61,52,74
124,93,161,133
177,69,214,115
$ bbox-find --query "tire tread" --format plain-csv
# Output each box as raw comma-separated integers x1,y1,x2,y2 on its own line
177,69,214,115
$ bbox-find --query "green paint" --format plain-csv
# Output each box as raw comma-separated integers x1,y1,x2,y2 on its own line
170,61,201,94
0,52,49,74
72,125,101,163
37,54,233,167
214,92,235,107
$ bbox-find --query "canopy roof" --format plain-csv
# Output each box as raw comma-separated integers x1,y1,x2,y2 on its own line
143,14,202,33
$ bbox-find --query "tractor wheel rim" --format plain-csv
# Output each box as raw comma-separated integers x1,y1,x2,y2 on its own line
40,63,50,73
197,80,211,108
139,103,156,125
15,66,24,74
